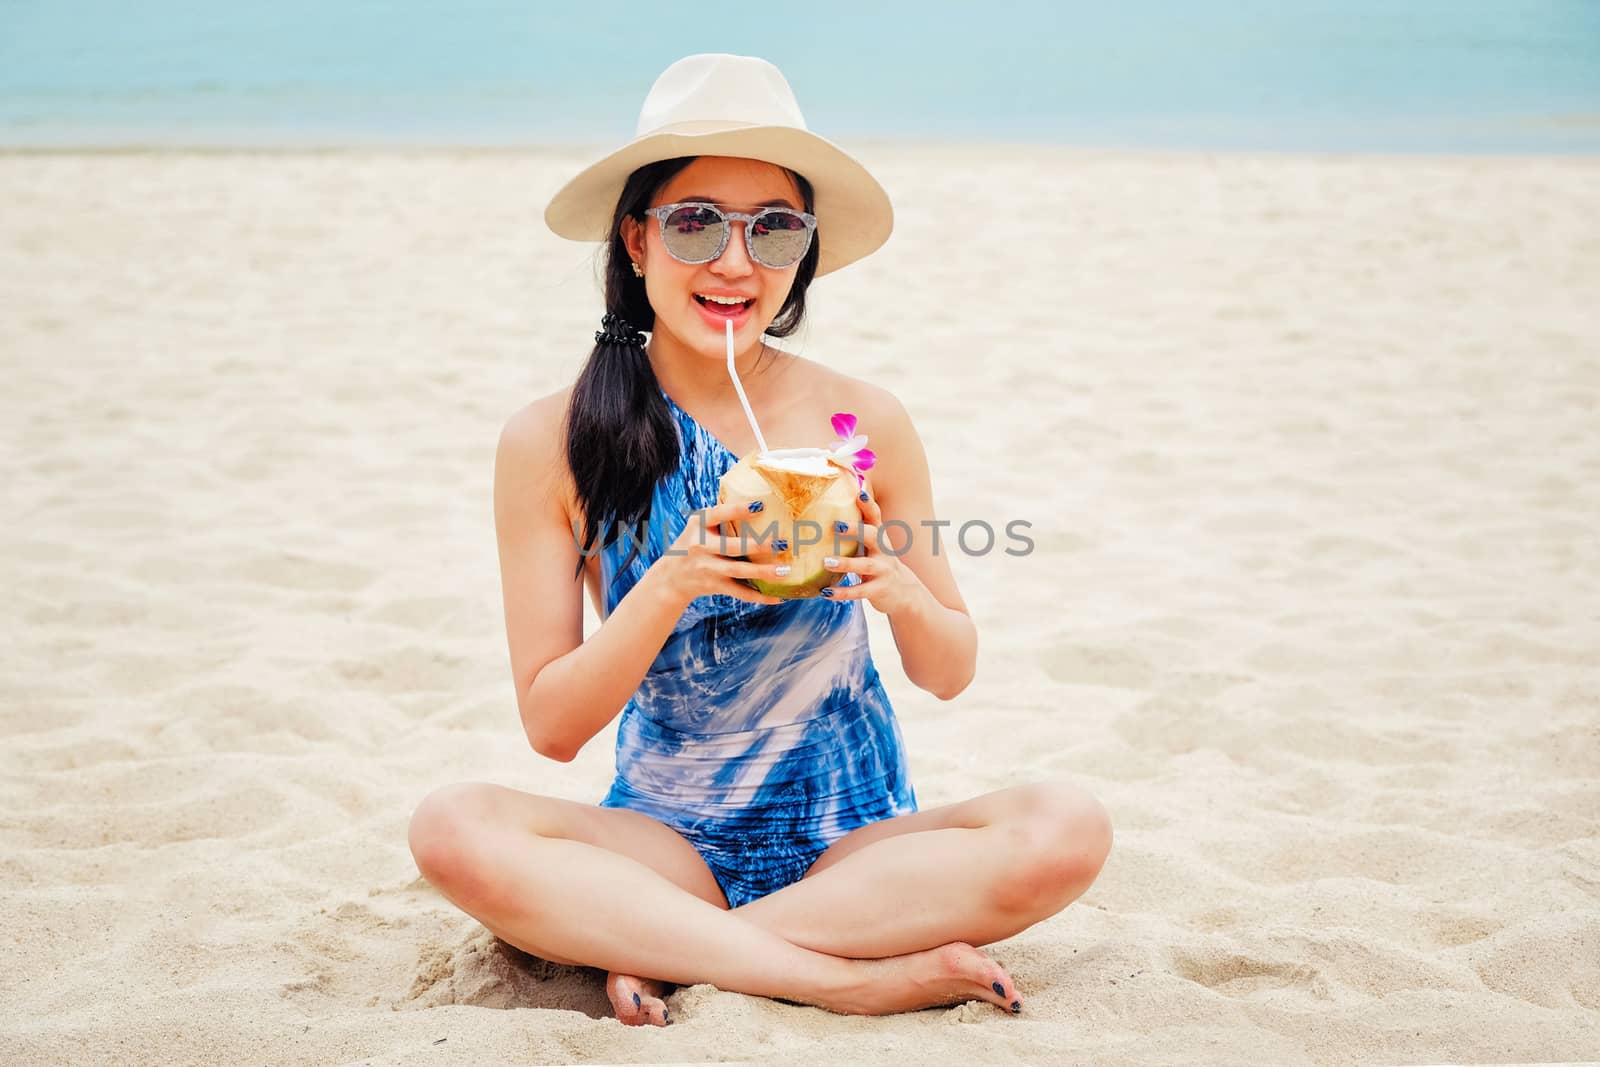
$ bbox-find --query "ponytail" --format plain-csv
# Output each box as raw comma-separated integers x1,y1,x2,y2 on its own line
566,315,676,577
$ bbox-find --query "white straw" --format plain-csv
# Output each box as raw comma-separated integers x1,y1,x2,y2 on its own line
726,318,769,455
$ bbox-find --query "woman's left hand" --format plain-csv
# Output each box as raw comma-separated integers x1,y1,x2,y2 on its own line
819,479,925,616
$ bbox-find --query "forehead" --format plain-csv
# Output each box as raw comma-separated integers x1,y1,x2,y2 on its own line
656,156,801,207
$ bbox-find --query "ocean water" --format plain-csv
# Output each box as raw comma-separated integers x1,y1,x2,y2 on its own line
1,0,1597,152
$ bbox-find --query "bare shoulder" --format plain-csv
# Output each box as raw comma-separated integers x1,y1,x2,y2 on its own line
787,358,930,515
501,385,573,453
497,386,577,523
794,358,917,449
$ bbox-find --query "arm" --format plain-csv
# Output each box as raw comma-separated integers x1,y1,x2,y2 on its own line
850,392,978,701
494,397,786,761
494,397,687,762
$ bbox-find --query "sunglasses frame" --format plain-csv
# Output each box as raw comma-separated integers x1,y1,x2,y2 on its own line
642,201,818,269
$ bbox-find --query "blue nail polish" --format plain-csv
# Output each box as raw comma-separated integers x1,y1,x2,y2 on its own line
633,992,641,1007
859,490,869,502
747,500,764,513
833,520,849,533
992,982,1004,996
820,587,834,598
663,1008,672,1024
1011,1001,1021,1013
773,539,788,552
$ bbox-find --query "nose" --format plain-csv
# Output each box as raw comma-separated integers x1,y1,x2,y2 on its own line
710,220,754,276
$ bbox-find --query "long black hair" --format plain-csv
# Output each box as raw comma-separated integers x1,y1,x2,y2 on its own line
565,157,821,579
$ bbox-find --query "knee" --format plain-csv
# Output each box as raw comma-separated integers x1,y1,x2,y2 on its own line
990,782,1113,915
408,782,502,897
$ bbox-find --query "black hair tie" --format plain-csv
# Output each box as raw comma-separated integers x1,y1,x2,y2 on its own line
595,312,646,347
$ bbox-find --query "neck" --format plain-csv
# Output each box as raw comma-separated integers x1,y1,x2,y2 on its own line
646,326,779,411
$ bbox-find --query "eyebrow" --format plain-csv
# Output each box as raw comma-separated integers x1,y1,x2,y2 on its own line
676,195,798,210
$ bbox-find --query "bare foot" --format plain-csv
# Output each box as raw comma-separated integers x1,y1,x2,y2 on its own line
813,941,1023,1017
605,970,674,1026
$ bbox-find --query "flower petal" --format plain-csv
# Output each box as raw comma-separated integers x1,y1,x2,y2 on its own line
831,412,857,439
833,434,868,457
853,448,876,471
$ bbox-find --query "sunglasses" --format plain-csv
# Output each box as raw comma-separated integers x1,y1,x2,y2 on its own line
642,201,818,270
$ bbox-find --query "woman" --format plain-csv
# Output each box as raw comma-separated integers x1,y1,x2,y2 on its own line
407,54,1113,1026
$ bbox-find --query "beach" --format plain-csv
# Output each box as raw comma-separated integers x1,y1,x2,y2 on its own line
3,144,1598,1065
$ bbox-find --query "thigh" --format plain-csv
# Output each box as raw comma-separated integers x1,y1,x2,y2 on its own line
802,782,1074,879
415,781,731,911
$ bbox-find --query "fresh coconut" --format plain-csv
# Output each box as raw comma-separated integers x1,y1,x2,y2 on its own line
717,448,862,599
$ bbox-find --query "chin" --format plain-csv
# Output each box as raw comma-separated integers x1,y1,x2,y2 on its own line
687,315,766,354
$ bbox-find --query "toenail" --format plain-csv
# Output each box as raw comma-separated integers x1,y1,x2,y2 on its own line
1012,1000,1021,1013
632,992,641,1008
992,981,1004,996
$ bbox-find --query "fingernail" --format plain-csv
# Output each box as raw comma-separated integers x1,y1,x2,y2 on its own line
1011,1001,1021,1014
822,556,838,569
992,982,1004,996
773,539,788,552
774,564,791,576
859,490,869,502
747,500,764,513
820,587,835,598
663,1007,671,1023
833,520,849,533
633,992,641,1008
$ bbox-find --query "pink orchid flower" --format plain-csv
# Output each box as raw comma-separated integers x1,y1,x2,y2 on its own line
829,412,876,488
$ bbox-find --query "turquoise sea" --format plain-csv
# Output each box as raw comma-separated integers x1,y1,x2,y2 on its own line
1,0,1597,152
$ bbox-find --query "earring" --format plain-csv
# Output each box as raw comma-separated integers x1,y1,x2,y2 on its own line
631,261,644,278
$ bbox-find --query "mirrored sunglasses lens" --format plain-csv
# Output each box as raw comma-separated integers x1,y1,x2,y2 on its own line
750,211,810,267
662,205,725,261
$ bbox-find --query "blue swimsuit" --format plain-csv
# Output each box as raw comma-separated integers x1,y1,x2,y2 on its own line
596,390,919,909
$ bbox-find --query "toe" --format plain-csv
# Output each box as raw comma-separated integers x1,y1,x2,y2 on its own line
970,954,1021,1013
605,973,648,1026
639,995,670,1026
607,972,675,1027
936,941,1021,1014
979,979,1017,1011
989,973,1020,1005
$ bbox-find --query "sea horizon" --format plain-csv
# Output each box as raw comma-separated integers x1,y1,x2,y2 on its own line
2,0,1597,155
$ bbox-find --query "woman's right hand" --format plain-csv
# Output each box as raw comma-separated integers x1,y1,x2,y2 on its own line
654,499,789,607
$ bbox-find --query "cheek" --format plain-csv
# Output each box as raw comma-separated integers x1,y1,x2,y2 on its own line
766,274,798,311
644,258,691,301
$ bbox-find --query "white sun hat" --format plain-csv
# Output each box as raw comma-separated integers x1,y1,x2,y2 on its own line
544,53,893,277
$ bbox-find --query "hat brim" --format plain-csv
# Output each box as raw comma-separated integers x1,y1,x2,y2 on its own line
543,125,892,278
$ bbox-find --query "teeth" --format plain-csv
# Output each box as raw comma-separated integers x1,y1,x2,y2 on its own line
699,294,749,305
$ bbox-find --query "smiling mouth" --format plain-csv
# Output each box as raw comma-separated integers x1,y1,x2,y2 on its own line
695,295,755,314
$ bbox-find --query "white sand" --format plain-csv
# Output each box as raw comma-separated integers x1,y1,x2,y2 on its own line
2,145,1598,1065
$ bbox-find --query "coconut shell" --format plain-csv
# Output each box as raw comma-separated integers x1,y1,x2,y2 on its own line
717,451,862,600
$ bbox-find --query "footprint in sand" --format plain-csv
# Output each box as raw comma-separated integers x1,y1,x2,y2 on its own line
403,928,599,1016
1169,948,1322,999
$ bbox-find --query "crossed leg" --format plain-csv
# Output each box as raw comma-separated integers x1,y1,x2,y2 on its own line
607,781,1113,1022
738,780,1114,957
408,780,1111,1026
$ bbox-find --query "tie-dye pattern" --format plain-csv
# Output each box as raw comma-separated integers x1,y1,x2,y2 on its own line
595,389,919,908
